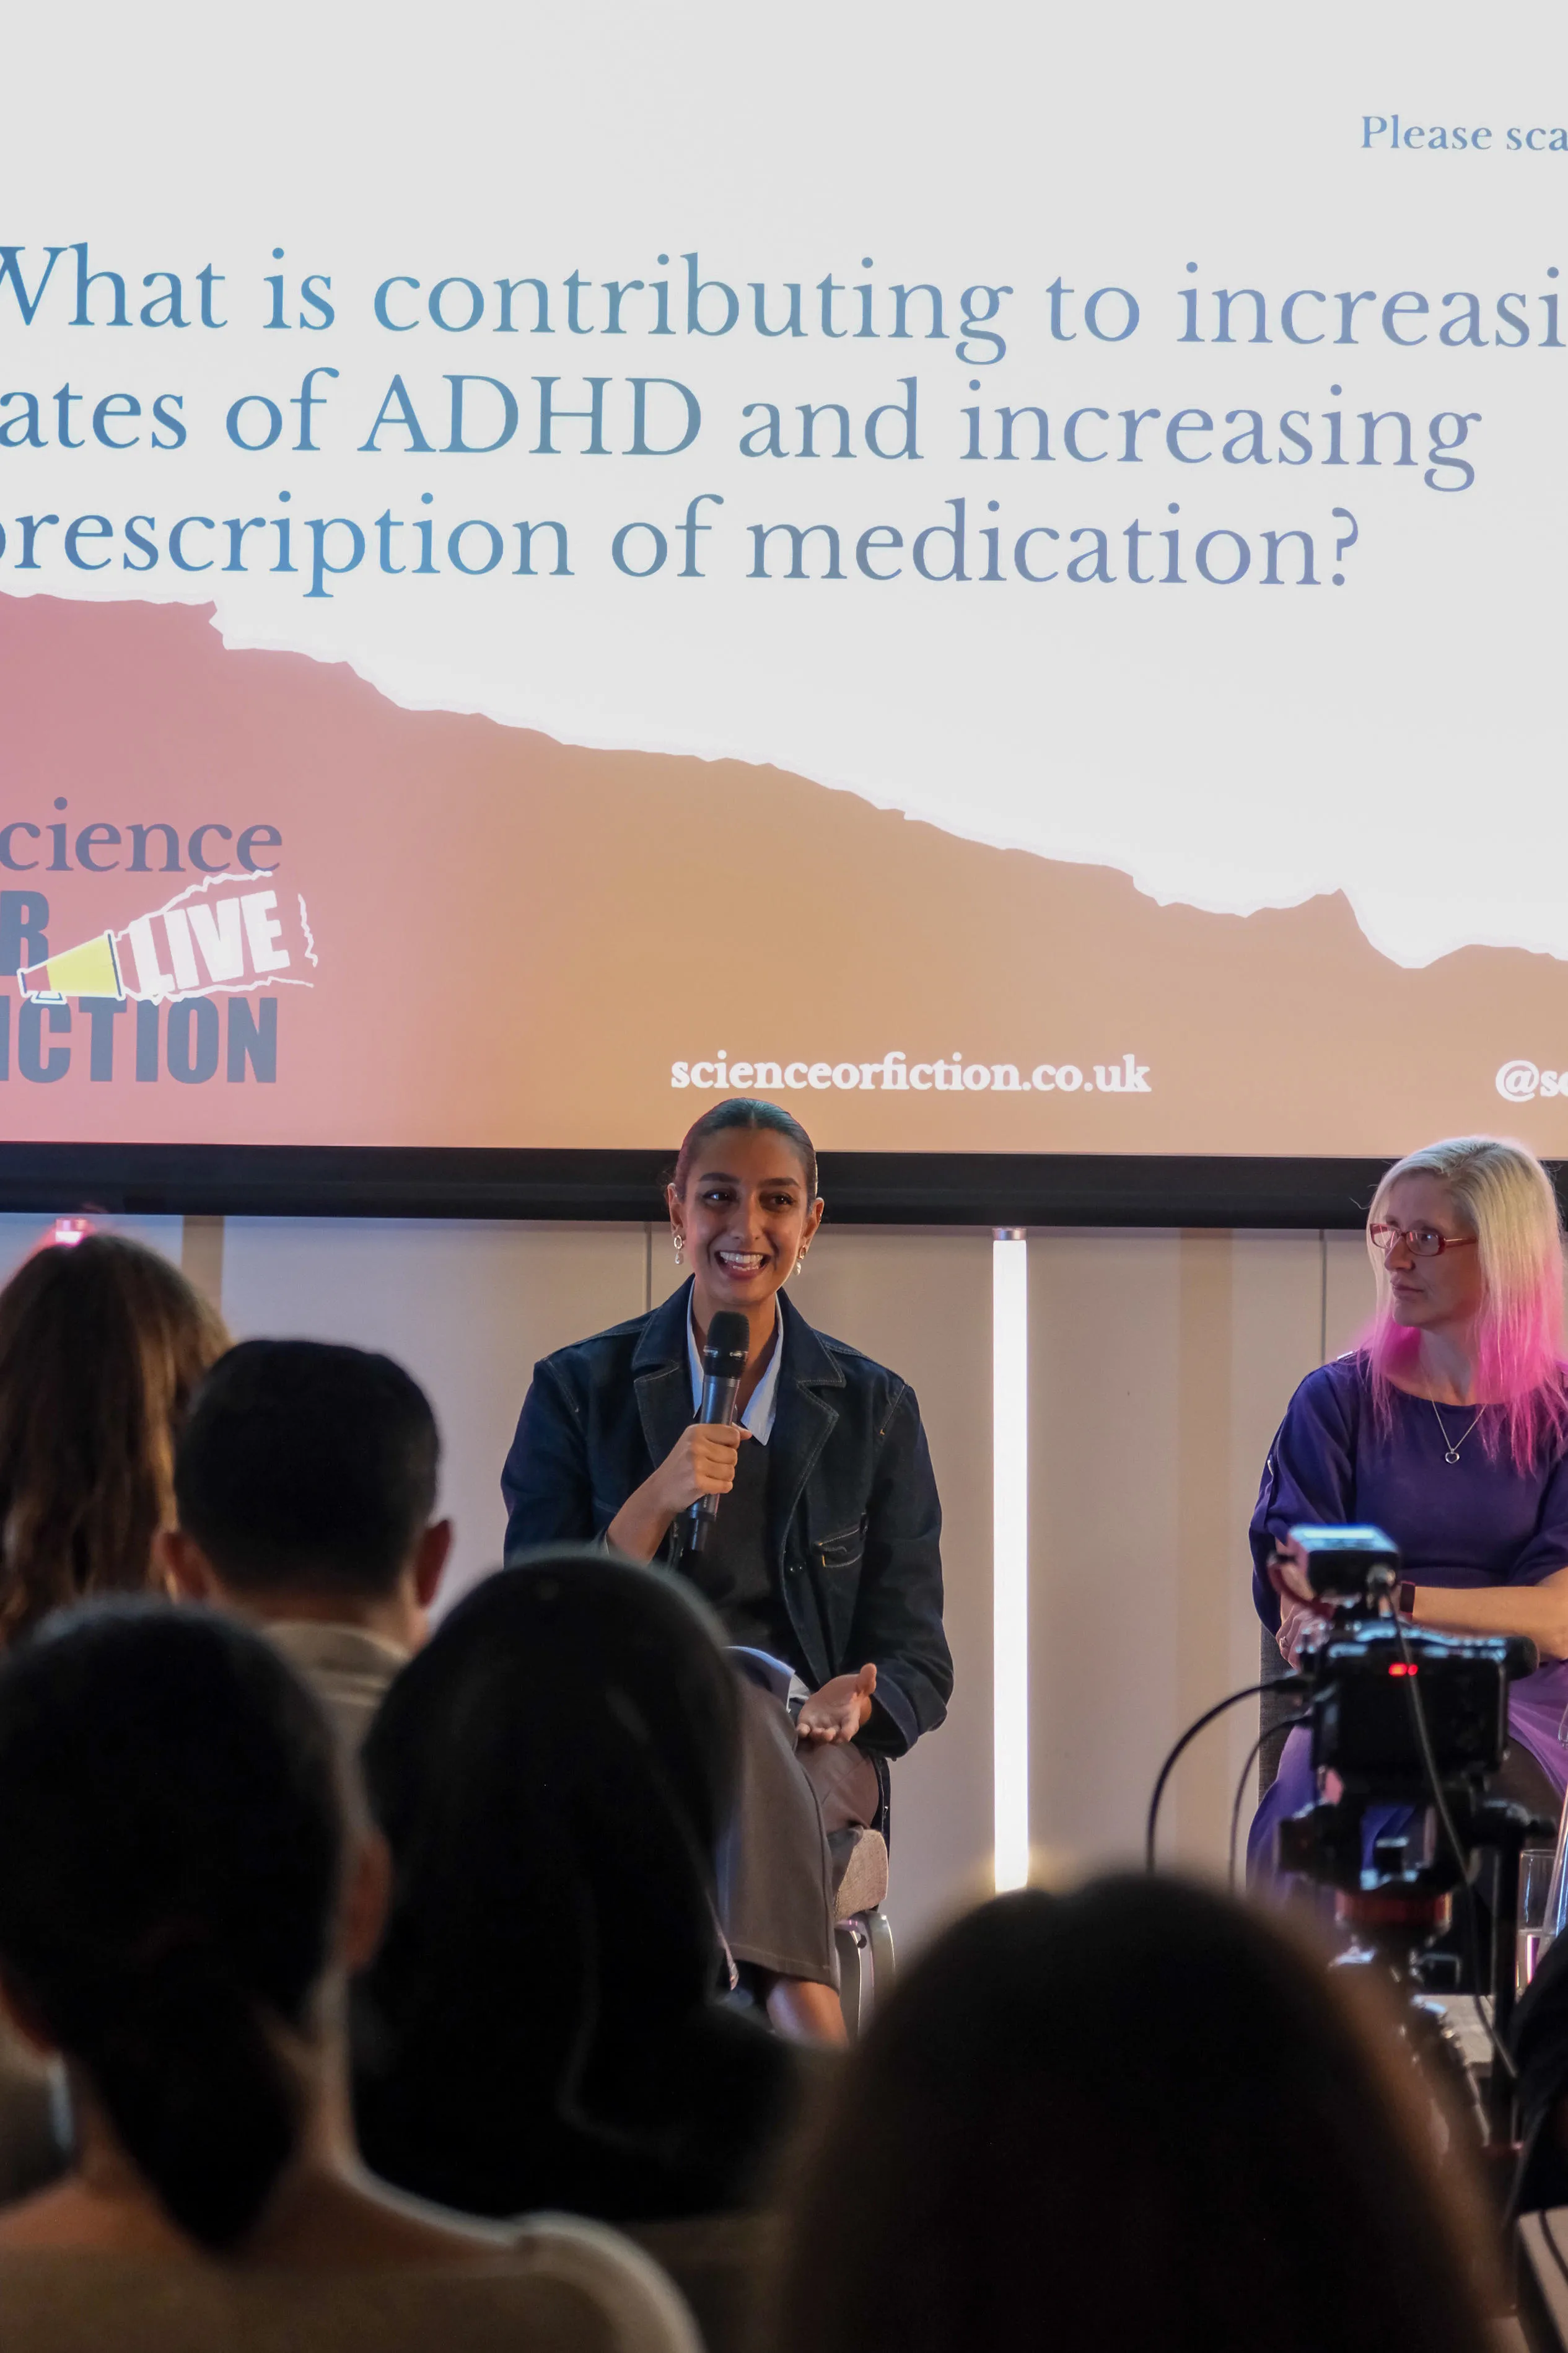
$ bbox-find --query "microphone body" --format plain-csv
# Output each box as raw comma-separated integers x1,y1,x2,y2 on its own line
680,1309,750,1558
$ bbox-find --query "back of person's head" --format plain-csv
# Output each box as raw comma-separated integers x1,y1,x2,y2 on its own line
174,1339,439,1598
773,1875,1492,2353
0,1602,345,2250
0,1234,228,1642
354,1552,740,2208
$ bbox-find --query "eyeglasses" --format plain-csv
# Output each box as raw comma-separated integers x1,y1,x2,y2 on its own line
1368,1223,1478,1260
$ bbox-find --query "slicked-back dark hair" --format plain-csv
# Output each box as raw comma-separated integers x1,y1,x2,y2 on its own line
0,1603,343,2249
672,1099,818,1198
175,1339,439,1599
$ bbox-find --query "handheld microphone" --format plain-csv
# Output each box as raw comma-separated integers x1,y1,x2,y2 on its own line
680,1309,750,1558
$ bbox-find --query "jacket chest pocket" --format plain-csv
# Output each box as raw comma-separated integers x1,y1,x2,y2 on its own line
813,1518,867,1574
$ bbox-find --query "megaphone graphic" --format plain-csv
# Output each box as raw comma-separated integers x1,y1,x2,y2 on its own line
17,933,123,1001
15,881,317,1005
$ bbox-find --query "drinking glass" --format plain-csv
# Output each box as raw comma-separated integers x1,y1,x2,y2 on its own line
1523,1844,1563,1990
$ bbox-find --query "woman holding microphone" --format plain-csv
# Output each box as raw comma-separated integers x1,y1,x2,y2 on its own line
1250,1134,1568,1880
502,1098,952,2041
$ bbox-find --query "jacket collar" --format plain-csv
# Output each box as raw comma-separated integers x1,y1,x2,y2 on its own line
631,1278,843,1391
632,1280,697,1476
632,1277,695,1374
631,1280,844,1541
776,1285,844,1392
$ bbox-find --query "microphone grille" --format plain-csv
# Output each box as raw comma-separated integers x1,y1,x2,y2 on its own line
704,1311,750,1366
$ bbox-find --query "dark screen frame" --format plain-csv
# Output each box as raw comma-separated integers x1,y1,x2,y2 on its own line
0,1145,1404,1228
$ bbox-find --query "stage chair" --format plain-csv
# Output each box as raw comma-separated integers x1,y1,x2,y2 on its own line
834,1755,895,2037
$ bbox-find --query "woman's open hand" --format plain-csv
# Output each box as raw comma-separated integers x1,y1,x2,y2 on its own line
607,1423,750,1561
797,1663,877,1744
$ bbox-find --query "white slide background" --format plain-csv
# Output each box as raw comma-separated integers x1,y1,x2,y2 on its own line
1,0,1564,966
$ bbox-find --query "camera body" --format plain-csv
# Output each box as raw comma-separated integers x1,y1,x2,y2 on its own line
1288,1523,1401,1602
1283,1523,1530,1798
1303,1612,1511,1797
1273,1523,1542,1919
1274,1531,1550,2132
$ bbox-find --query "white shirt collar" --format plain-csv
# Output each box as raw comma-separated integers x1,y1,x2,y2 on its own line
687,1296,783,1446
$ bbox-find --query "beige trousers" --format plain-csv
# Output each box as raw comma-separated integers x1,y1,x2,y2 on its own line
716,1678,880,1989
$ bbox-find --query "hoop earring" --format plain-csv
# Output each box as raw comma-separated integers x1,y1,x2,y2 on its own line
673,1233,685,1264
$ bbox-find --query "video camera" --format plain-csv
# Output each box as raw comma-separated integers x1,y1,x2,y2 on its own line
1274,1524,1549,2106
1281,1523,1534,1800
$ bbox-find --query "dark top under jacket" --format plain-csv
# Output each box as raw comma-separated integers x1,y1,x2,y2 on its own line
501,1277,952,1756
685,1430,795,1661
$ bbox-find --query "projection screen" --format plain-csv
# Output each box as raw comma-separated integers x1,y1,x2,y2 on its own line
1,1,1565,1192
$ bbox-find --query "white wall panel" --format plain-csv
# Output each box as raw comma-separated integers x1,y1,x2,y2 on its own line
1325,1228,1376,1361
1027,1228,1326,1881
791,1228,994,1951
1027,1230,1185,1875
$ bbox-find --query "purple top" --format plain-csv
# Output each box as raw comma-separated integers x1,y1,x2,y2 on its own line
1249,1353,1568,1873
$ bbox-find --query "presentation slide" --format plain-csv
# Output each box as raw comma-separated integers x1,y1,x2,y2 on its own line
2,1,1566,1158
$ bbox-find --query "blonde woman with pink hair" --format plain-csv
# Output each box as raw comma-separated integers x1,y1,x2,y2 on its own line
1249,1135,1568,1879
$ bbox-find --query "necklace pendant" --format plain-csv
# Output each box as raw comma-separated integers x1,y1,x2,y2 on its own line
1431,1397,1482,1464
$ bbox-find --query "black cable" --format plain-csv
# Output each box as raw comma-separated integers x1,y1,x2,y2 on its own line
1381,1590,1517,2085
1145,1682,1277,1871
1227,1730,1267,1892
1229,1717,1307,1891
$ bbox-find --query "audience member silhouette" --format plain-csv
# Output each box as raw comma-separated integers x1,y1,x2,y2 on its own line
0,1602,699,2353
164,1337,451,1749
0,1233,227,1643
0,1233,229,2210
770,1875,1494,2353
353,1553,809,2225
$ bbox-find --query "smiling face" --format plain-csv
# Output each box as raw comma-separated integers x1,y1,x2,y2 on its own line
1375,1172,1486,1337
669,1125,823,1335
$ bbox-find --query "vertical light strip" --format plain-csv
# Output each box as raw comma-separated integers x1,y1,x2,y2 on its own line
992,1229,1030,1892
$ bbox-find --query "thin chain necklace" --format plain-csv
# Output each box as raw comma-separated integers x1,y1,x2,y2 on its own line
1431,1397,1484,1464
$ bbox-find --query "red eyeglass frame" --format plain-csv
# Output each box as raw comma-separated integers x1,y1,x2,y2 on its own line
1368,1224,1478,1259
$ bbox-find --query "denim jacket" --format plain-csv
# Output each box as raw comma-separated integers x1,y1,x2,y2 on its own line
501,1278,952,1757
